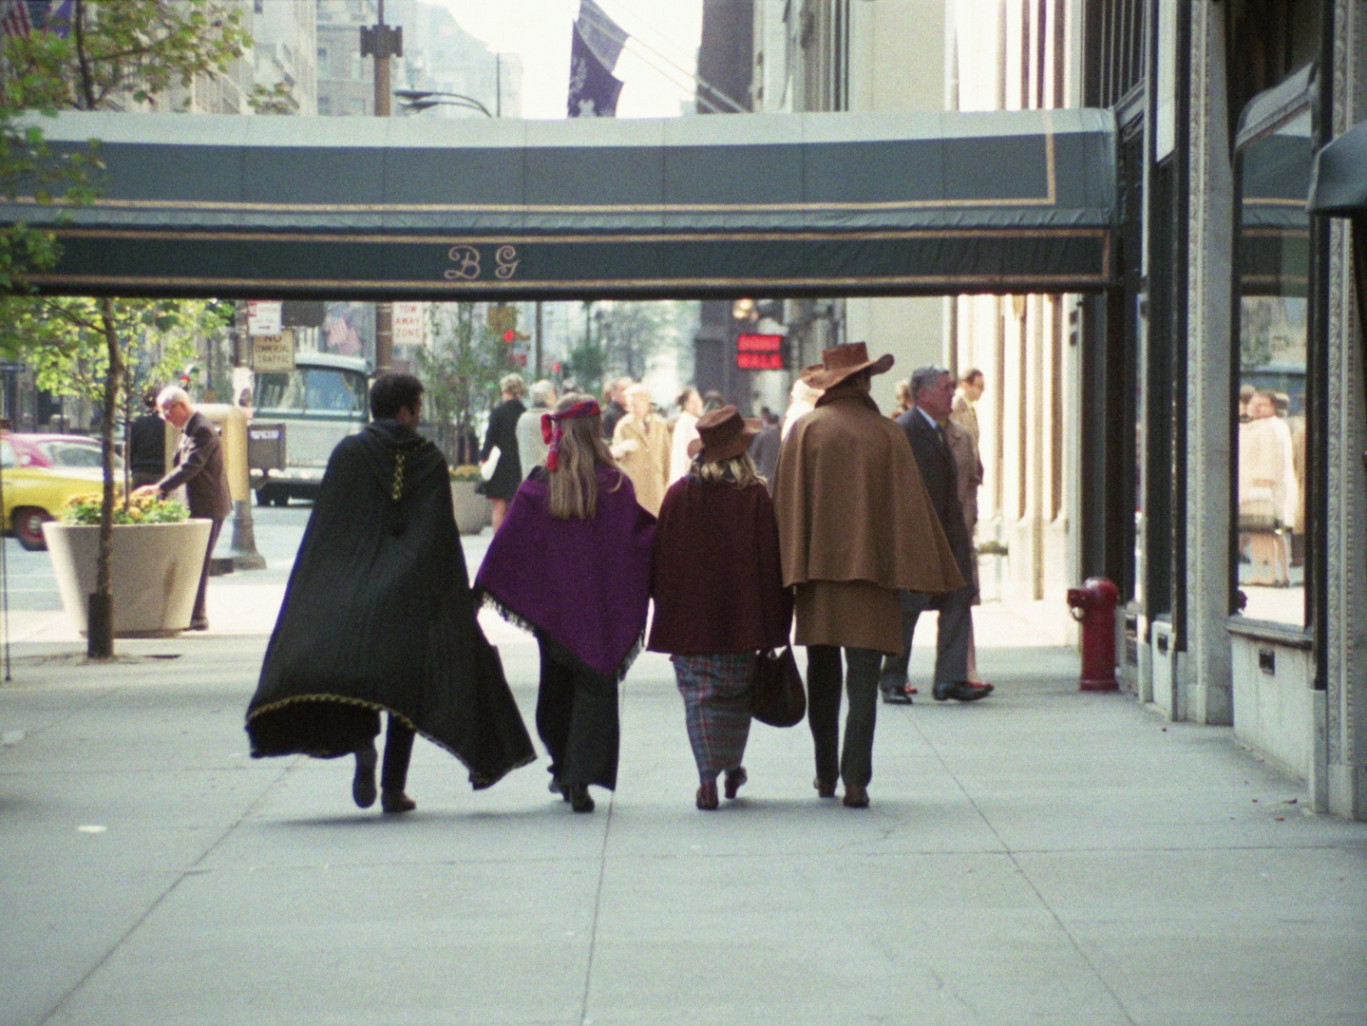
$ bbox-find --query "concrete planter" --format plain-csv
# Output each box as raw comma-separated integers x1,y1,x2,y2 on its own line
42,519,213,638
450,480,489,535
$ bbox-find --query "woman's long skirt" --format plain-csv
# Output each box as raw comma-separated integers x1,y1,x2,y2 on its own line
536,639,620,791
671,652,753,783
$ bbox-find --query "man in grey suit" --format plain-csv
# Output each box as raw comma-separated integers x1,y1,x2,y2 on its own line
880,366,993,704
134,386,232,631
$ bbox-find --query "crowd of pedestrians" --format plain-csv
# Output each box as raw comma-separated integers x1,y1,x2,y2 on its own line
242,344,998,815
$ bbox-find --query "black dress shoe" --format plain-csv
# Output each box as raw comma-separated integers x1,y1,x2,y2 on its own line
352,744,377,809
813,776,837,799
566,782,595,813
932,681,994,702
882,688,913,705
842,784,869,808
723,766,747,800
380,790,416,814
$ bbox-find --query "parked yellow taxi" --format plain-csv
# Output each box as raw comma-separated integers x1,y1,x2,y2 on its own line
1,434,120,551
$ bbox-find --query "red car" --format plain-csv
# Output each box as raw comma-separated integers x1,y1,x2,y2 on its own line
1,434,124,551
5,433,121,471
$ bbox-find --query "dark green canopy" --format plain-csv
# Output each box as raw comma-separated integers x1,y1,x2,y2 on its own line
7,108,1117,299
1310,118,1367,216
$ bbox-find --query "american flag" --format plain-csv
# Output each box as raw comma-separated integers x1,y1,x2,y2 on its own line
0,1,71,39
0,0,34,38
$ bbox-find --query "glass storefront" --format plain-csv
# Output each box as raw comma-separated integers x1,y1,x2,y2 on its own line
1234,104,1311,625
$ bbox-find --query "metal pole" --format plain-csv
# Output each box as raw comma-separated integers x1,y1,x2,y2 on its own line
534,301,543,378
365,0,400,375
228,301,265,570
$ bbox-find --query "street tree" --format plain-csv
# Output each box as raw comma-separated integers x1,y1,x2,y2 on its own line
567,300,698,397
415,303,514,466
0,0,260,657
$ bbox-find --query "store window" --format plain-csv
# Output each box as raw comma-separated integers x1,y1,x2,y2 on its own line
1234,100,1311,625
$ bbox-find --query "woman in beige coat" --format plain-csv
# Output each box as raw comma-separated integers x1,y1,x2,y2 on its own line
610,384,670,516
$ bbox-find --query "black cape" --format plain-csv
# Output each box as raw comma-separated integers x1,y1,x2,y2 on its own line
245,419,535,789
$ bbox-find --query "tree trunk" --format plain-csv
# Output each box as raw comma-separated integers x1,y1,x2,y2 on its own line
88,296,123,659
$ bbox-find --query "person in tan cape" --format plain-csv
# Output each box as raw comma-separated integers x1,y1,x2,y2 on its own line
772,343,962,809
610,383,670,516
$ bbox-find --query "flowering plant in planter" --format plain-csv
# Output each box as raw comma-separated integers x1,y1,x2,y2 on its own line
62,492,189,526
449,464,482,483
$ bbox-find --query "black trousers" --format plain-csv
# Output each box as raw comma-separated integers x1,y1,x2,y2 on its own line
380,714,415,792
535,639,620,791
806,645,882,789
192,516,225,623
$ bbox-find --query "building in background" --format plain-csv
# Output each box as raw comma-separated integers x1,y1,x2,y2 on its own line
250,0,318,114
1079,0,1367,820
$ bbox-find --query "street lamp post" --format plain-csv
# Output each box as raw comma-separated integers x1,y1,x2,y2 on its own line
362,0,402,376
393,89,493,118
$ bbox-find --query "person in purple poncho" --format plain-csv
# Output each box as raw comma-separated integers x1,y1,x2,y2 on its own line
475,394,656,813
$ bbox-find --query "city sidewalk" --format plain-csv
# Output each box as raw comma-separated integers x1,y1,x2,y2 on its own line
1,537,1364,1026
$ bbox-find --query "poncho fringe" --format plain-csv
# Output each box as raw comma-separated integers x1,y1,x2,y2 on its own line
477,590,645,684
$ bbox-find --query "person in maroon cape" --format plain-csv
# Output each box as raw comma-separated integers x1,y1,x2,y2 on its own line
648,406,793,810
475,394,656,813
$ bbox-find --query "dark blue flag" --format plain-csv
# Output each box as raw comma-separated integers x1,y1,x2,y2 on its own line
576,0,626,69
567,19,623,118
567,1,626,119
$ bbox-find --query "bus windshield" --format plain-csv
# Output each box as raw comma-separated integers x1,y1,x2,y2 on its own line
256,366,368,416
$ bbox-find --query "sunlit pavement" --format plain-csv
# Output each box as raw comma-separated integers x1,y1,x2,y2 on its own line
1,511,1365,1026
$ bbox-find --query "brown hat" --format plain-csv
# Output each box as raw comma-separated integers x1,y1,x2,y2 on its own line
688,404,761,462
798,342,895,390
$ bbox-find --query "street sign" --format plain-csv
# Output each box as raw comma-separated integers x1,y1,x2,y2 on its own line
252,330,295,373
247,300,283,336
736,333,784,371
392,302,425,346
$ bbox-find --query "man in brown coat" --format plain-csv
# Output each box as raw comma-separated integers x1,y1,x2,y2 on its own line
772,343,962,808
134,386,232,630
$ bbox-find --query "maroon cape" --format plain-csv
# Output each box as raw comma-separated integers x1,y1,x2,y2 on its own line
475,466,656,679
648,475,792,655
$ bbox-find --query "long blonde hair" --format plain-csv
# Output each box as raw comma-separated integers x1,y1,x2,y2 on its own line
547,393,621,520
692,452,763,489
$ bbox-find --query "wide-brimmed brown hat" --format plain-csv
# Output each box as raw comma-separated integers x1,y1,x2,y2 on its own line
688,404,762,462
799,342,894,390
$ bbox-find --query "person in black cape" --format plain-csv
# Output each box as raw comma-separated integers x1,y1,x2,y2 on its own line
245,374,534,814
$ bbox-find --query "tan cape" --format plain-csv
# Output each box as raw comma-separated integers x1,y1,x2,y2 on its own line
772,387,963,654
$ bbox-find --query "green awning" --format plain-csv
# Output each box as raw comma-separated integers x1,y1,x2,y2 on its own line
6,108,1118,300
1309,118,1367,216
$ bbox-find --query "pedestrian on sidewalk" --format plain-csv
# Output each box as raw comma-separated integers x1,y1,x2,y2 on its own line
648,406,793,810
475,394,656,814
515,378,557,471
772,344,962,808
880,366,993,704
610,383,670,517
126,388,165,489
132,385,231,631
245,374,534,815
477,373,526,532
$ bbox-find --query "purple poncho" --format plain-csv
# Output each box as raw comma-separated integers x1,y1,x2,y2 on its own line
475,466,656,679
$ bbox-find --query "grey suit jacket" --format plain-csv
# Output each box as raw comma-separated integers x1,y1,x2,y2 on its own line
894,409,972,578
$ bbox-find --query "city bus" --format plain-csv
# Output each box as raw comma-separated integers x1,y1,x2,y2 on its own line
249,353,370,505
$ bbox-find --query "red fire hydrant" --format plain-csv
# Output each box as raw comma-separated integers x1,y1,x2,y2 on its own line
1066,577,1119,692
